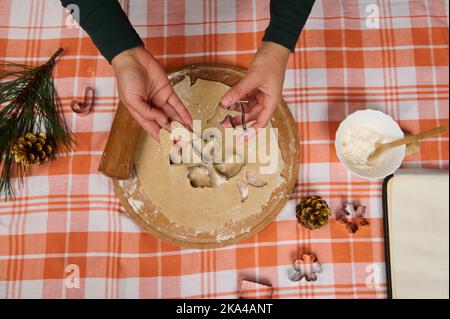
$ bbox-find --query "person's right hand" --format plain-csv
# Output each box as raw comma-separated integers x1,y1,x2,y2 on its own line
219,41,290,140
112,46,192,141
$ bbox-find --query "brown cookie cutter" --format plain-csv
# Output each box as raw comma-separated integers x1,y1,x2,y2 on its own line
71,86,95,115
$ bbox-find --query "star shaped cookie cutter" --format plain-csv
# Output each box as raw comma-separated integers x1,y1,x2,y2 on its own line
206,100,249,131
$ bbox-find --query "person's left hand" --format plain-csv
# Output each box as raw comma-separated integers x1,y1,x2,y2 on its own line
219,41,291,137
112,46,192,141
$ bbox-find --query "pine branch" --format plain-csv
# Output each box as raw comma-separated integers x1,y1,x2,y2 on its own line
0,48,73,199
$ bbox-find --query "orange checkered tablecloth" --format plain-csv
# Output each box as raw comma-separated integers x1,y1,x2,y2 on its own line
0,0,448,299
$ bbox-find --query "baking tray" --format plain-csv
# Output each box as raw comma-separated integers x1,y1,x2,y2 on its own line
382,174,394,299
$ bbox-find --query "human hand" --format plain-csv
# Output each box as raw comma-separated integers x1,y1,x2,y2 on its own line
220,41,290,134
112,46,192,141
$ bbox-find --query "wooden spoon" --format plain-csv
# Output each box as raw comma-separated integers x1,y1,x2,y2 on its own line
368,125,448,162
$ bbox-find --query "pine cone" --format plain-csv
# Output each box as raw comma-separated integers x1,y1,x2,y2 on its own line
296,196,331,230
11,132,53,167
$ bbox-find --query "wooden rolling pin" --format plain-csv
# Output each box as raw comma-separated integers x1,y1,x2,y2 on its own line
98,102,142,179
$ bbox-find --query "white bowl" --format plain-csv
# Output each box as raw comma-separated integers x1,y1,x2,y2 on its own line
335,109,405,179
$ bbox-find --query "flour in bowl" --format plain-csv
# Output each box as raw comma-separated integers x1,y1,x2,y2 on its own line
340,126,384,169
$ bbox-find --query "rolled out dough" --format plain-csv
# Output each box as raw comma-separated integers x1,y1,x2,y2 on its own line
134,77,285,233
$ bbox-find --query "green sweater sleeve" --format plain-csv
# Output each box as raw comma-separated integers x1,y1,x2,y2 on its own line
263,0,315,52
61,0,313,61
60,0,144,63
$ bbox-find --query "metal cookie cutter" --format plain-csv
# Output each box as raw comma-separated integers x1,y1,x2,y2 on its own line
206,100,249,131
71,86,95,115
226,100,248,131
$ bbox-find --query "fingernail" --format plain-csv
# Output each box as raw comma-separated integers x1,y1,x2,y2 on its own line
178,140,190,148
173,136,190,147
158,117,169,124
220,96,232,108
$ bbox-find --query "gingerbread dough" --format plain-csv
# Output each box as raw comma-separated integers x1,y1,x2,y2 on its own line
134,77,285,232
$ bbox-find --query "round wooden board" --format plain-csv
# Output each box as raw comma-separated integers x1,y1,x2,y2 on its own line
113,63,300,249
